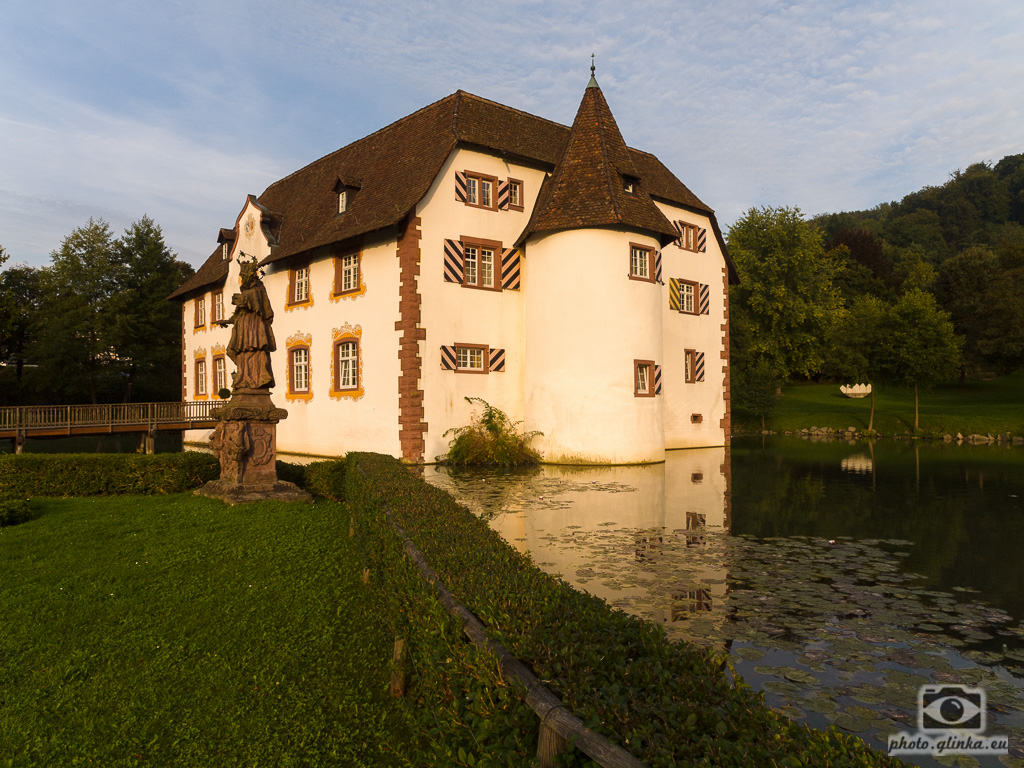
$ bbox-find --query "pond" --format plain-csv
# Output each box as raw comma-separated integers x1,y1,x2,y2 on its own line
424,437,1024,767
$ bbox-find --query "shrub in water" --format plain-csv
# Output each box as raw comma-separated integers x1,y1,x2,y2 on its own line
438,397,542,467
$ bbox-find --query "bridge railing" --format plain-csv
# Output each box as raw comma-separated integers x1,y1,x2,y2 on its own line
0,401,220,432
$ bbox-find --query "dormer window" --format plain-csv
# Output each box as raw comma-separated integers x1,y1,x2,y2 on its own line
222,242,230,260
623,175,638,195
333,176,361,216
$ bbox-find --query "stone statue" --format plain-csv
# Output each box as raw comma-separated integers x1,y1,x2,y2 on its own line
217,257,276,392
197,252,310,505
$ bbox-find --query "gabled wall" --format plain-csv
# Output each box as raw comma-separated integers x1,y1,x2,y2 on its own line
417,147,546,462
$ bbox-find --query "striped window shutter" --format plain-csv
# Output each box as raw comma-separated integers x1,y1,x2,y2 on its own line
440,345,457,370
654,250,663,283
697,227,707,253
654,364,663,395
444,239,464,283
489,348,505,372
500,248,521,290
695,352,705,382
672,220,683,248
455,171,468,202
669,278,681,311
699,283,710,315
497,180,510,210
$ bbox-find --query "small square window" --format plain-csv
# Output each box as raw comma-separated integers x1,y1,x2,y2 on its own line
623,176,638,194
457,347,483,371
455,344,488,373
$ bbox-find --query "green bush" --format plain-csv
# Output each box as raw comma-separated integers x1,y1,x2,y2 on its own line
0,493,35,527
275,459,306,487
303,460,346,500
438,397,542,467
0,452,219,497
340,452,903,768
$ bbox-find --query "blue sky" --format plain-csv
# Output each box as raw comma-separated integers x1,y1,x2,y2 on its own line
2,0,1022,269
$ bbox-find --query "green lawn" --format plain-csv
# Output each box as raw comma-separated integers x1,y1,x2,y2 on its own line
741,371,1024,436
0,495,411,767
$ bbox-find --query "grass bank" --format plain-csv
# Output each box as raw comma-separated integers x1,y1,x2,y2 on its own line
737,371,1024,436
0,494,410,767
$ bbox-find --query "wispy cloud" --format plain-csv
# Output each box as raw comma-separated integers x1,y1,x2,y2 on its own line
1,0,1022,267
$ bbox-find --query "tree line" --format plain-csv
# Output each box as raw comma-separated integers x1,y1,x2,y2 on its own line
0,218,194,406
729,153,1024,430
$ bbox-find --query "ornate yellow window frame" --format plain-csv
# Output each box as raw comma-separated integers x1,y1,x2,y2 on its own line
329,323,364,401
285,332,314,402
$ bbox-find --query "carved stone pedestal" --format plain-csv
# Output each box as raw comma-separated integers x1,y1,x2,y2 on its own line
195,390,312,505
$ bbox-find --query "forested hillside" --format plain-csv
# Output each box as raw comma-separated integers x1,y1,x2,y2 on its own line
728,154,1024,429
814,155,1024,376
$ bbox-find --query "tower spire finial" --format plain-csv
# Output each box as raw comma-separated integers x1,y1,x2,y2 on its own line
587,53,599,88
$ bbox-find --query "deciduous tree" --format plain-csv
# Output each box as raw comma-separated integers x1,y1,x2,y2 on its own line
728,206,845,382
882,289,961,430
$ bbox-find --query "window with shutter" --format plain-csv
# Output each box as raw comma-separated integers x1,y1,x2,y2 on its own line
634,359,656,397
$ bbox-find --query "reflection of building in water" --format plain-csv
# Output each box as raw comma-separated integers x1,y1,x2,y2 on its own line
672,586,713,620
423,447,732,642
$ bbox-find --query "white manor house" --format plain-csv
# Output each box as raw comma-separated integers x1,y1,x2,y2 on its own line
170,75,737,464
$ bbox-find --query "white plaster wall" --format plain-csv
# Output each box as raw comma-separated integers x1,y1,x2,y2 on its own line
524,228,665,464
264,233,402,459
417,148,546,462
185,198,403,458
655,203,728,449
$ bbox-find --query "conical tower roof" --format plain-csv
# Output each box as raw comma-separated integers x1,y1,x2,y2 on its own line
520,76,679,244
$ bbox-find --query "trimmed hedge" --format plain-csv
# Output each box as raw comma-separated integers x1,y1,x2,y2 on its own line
0,452,219,497
335,452,904,768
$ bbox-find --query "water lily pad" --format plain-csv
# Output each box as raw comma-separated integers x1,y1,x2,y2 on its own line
732,646,766,661
782,668,819,685
827,712,872,732
763,680,802,695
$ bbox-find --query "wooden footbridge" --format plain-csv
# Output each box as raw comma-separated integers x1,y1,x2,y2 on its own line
0,401,219,453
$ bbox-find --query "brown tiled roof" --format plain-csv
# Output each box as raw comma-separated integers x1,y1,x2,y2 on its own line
172,88,735,295
520,83,679,245
167,245,228,300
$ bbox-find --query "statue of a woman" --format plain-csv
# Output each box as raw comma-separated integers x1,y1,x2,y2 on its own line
217,257,276,391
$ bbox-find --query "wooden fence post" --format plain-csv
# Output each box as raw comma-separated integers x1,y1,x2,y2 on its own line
390,638,408,698
537,719,571,768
